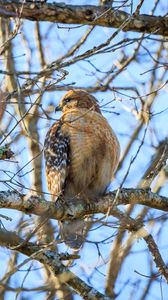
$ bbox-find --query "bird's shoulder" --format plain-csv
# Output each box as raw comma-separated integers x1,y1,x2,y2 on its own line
61,108,112,132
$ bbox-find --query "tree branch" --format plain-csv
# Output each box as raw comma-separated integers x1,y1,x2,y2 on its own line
0,188,168,221
0,1,168,36
0,228,110,300
1,189,168,286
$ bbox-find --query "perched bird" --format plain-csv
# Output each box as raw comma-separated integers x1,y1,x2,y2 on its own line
44,89,120,249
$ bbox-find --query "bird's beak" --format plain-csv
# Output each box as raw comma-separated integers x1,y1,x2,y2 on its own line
55,105,62,112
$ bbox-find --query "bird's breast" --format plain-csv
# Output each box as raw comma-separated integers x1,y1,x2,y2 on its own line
61,109,120,198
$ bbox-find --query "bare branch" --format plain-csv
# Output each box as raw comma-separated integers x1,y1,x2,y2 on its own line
1,191,168,286
0,228,110,300
0,188,168,221
0,1,168,36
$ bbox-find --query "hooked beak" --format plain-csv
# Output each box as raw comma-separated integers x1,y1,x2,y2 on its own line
55,105,62,112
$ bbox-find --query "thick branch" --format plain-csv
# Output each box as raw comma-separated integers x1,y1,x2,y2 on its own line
1,191,168,285
0,188,168,221
0,1,168,36
0,229,110,300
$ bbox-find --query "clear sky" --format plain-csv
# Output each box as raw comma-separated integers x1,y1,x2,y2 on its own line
0,1,168,299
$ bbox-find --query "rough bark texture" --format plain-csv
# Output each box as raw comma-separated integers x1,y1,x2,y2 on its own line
0,1,167,36
0,188,168,221
0,229,111,300
1,189,168,290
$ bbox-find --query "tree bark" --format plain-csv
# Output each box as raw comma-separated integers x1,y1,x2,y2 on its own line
0,1,167,36
0,188,168,221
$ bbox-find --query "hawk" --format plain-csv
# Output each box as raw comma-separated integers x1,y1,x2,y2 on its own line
44,89,120,249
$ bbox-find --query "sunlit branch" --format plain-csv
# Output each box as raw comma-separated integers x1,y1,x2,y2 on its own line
0,1,167,36
0,188,168,221
0,228,110,300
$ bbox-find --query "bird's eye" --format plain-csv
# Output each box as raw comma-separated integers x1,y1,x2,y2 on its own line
64,97,71,104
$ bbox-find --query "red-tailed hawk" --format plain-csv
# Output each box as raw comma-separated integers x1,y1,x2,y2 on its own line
44,89,120,249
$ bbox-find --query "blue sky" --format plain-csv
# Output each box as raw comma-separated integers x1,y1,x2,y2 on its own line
0,1,168,299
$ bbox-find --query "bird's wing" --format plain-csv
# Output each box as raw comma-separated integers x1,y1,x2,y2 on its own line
44,121,69,200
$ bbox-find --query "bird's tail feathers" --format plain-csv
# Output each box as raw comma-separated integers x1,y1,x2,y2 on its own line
59,219,89,250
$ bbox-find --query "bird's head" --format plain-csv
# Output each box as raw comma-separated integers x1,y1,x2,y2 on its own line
55,89,101,114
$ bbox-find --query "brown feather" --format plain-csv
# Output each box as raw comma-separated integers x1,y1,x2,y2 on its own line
44,90,120,249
